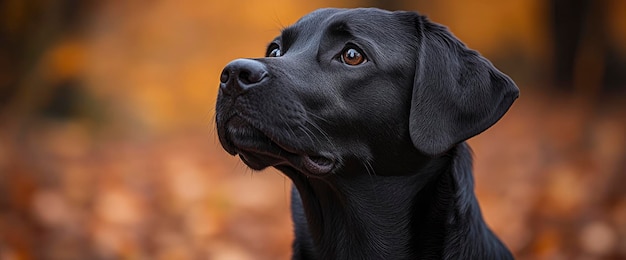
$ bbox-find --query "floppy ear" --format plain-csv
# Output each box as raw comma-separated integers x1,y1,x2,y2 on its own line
409,16,519,157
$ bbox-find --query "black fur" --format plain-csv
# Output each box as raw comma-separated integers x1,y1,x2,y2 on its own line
216,8,518,259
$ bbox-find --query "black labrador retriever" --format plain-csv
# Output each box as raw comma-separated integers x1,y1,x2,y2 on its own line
216,8,519,259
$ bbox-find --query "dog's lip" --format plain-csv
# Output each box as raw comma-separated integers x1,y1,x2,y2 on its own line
301,154,335,175
234,147,336,176
223,118,336,176
237,144,336,176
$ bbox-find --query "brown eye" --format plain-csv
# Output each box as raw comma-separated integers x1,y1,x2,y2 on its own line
341,48,366,65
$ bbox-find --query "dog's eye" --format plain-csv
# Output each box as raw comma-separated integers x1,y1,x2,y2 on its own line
269,48,281,57
341,47,366,66
267,44,282,57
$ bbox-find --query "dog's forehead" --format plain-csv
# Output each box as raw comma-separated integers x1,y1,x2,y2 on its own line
285,8,415,44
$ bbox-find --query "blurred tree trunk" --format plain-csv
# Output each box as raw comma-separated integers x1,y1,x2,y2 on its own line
550,0,625,95
0,0,96,115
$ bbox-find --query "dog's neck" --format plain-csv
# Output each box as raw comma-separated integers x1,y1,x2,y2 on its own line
281,143,511,259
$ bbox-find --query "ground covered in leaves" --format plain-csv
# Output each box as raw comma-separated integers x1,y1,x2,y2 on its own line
1,0,625,259
1,90,625,259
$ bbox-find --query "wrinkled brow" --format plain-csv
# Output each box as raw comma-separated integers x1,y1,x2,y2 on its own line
280,27,299,48
327,21,353,37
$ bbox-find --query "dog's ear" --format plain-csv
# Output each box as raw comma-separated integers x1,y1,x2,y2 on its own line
408,15,519,156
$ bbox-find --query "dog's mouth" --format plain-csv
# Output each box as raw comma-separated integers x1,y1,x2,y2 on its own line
220,116,336,176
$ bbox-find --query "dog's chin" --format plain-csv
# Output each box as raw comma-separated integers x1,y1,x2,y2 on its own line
219,118,336,176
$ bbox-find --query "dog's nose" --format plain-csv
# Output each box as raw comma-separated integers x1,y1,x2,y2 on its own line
220,59,268,94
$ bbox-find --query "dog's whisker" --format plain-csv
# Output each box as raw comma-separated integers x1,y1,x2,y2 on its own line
297,123,318,146
302,112,333,139
306,110,333,124
304,118,334,147
276,114,299,141
363,159,376,183
301,120,332,148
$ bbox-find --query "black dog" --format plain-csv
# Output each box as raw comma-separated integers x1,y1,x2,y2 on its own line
216,8,518,259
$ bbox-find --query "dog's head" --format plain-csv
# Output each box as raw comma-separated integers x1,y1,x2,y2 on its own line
216,8,518,177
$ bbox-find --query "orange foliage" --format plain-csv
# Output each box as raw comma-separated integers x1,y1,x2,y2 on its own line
0,0,625,259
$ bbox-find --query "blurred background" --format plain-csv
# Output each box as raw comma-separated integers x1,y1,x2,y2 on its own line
0,0,625,259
